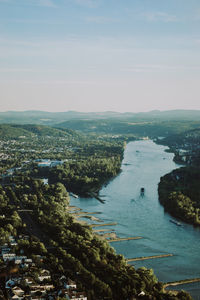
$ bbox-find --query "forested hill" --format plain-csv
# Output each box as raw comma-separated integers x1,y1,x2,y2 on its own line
157,127,200,147
0,124,79,139
158,167,200,226
1,110,200,139
157,126,200,226
56,119,200,137
1,109,200,126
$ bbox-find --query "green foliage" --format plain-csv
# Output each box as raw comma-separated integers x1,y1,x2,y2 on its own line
159,167,200,225
0,124,79,139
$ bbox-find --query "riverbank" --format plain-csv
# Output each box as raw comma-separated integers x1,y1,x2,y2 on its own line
66,205,119,240
69,140,200,298
67,203,192,299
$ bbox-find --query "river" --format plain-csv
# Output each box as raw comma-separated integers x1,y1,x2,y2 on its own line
70,140,200,299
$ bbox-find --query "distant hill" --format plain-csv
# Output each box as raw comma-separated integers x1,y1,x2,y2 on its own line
0,124,33,139
56,118,200,137
0,124,79,139
1,109,200,125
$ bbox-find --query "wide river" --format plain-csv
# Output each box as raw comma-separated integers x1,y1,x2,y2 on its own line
70,140,200,299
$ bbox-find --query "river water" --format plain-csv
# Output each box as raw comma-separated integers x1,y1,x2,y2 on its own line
70,140,200,299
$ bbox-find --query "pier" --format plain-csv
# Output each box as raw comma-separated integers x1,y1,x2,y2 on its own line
108,237,142,242
91,222,117,227
164,278,200,288
126,253,173,262
88,192,105,203
93,229,112,232
75,211,102,216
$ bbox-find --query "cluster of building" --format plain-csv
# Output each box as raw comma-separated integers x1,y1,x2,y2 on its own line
35,159,64,168
175,147,200,164
0,152,11,161
0,236,87,300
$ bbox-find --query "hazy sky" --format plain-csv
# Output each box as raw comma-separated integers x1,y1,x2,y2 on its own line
0,0,200,112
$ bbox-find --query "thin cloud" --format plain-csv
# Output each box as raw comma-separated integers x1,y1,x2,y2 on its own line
2,18,63,25
123,64,200,73
85,16,118,24
142,11,178,23
0,0,57,7
38,0,56,7
73,0,100,8
0,68,41,73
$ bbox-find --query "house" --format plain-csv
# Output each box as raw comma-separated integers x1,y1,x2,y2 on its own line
38,162,51,167
30,284,54,291
8,286,25,299
9,236,17,247
66,279,77,289
50,160,63,167
14,256,27,264
1,247,11,255
2,253,16,262
12,286,24,297
25,258,33,264
66,291,87,300
25,277,33,285
40,269,50,275
38,275,51,282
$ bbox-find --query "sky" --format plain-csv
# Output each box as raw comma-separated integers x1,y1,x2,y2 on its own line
0,0,200,112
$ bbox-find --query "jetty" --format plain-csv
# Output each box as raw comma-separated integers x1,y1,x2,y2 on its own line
17,209,33,212
93,228,112,232
164,278,200,288
108,237,142,242
126,253,173,262
75,211,102,216
91,222,117,227
88,192,105,203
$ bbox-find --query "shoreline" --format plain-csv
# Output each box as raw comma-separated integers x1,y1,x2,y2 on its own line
66,204,189,297
67,140,197,298
67,204,118,240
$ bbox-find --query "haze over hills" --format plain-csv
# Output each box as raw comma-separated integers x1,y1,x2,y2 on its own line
1,109,200,126
0,124,79,139
1,110,200,139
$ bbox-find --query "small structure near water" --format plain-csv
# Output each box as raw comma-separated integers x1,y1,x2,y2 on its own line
170,219,181,226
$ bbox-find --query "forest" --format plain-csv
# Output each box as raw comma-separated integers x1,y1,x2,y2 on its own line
157,126,200,226
158,167,200,226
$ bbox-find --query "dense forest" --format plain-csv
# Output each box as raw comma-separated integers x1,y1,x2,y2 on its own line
157,126,200,226
159,167,200,226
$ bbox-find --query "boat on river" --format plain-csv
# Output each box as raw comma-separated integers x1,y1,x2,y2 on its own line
170,219,181,226
140,187,145,196
70,192,79,198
